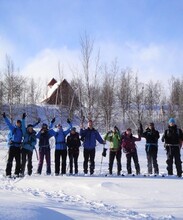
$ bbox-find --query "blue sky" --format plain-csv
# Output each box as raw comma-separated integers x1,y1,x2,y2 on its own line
0,0,183,83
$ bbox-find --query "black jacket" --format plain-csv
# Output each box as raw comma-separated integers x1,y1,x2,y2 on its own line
67,132,81,151
142,128,159,144
162,125,183,145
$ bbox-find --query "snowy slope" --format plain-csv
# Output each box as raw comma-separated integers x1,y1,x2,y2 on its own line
0,138,183,220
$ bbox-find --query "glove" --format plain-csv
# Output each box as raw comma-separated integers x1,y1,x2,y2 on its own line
2,112,6,118
36,117,41,125
22,113,27,119
138,120,143,129
114,126,119,132
67,118,71,124
137,128,141,136
138,121,143,135
102,148,107,157
51,117,55,124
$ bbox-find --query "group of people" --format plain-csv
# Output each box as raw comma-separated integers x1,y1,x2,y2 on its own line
3,112,77,177
2,112,183,178
102,118,183,177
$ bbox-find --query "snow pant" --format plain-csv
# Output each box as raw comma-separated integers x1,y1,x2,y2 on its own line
55,149,67,175
83,148,95,175
145,145,159,174
6,146,21,176
126,150,140,175
21,148,33,176
109,150,122,175
68,149,79,174
37,147,51,175
165,145,182,177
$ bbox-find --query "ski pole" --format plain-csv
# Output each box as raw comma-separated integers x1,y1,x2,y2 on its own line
34,148,39,161
100,144,107,174
99,155,104,175
66,162,70,174
2,152,8,161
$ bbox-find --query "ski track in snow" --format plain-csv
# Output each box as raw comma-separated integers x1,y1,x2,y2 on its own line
0,175,174,220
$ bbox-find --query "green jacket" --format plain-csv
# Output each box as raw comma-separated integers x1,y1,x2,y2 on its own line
104,131,121,151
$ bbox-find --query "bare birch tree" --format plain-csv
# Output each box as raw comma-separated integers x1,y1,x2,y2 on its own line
100,63,117,132
2,56,25,121
144,80,162,122
117,69,133,128
130,75,144,129
79,32,101,122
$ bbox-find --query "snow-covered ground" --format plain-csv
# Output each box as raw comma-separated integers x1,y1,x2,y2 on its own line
0,136,183,220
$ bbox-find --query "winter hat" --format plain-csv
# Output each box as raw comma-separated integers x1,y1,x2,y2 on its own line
27,124,33,128
149,122,154,127
42,123,48,128
71,127,76,131
168,118,175,124
16,120,22,124
126,128,132,131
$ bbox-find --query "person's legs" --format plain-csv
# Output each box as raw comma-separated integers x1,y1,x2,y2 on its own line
83,149,90,174
61,149,67,174
27,150,33,175
45,148,51,175
152,147,159,174
68,150,73,174
116,150,122,175
174,147,182,177
89,149,95,175
14,147,21,176
126,154,132,174
6,147,15,176
73,151,79,174
37,148,44,174
109,151,115,174
132,152,140,175
21,148,27,176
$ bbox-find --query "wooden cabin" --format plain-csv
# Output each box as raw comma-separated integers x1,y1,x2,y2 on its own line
42,78,79,108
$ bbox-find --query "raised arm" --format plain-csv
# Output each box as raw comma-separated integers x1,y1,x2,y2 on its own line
63,121,72,136
32,117,41,128
21,113,27,136
3,112,14,131
49,117,56,129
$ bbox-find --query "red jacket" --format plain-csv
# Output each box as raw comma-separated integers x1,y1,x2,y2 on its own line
121,132,141,153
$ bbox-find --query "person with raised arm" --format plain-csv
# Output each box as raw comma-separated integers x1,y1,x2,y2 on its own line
50,118,72,176
2,112,23,177
21,113,40,176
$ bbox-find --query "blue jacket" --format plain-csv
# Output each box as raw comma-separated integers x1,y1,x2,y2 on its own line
52,123,72,150
80,128,104,149
22,119,37,152
4,117,23,147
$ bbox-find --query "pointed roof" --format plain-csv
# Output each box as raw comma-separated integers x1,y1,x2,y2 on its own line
47,78,57,87
42,79,74,105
